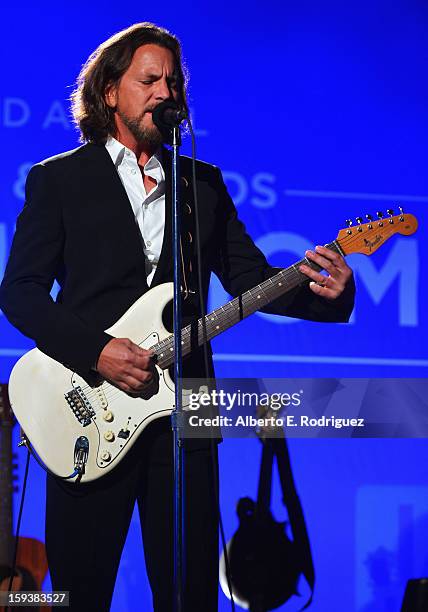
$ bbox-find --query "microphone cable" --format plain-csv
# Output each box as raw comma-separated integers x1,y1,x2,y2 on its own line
186,117,236,612
5,445,31,612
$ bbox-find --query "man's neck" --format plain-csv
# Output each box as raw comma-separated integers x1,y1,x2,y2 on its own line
112,129,157,168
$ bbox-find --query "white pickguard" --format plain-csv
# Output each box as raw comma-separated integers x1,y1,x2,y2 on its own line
8,283,182,482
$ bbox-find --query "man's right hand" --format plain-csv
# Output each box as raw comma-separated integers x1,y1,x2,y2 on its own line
96,338,156,393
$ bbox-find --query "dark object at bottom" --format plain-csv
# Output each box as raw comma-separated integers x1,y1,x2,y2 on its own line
401,578,428,612
0,564,38,612
229,497,300,611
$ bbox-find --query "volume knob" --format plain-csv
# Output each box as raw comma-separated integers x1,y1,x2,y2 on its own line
104,431,115,442
100,451,111,462
103,411,114,422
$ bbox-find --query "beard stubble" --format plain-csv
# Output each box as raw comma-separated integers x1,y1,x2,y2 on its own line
117,108,163,150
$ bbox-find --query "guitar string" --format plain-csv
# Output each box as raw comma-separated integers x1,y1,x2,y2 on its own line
79,247,359,405
78,221,401,406
81,220,401,405
77,220,404,405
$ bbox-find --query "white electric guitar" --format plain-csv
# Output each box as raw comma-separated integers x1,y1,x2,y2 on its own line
8,211,417,482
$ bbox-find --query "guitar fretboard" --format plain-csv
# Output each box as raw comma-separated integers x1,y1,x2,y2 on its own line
153,241,341,369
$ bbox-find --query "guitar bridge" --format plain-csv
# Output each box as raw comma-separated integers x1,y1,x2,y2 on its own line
65,386,94,426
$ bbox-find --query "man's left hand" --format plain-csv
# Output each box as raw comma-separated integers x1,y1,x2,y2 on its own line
299,245,353,300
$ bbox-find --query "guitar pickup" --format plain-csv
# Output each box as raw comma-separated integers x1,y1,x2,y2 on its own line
118,428,130,440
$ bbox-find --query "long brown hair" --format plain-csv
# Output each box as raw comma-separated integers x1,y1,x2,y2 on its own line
70,22,189,144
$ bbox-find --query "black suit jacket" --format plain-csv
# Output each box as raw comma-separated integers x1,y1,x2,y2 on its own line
0,143,355,383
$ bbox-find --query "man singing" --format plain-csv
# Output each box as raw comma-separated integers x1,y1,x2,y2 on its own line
0,22,354,611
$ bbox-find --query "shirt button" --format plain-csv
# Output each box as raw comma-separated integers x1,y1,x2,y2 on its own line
125,150,131,156
131,168,137,175
147,241,152,247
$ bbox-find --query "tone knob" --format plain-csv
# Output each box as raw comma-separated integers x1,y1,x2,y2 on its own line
104,430,115,442
100,451,111,462
103,411,114,422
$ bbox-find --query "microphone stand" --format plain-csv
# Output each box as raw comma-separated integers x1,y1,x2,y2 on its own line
171,124,185,612
152,101,187,612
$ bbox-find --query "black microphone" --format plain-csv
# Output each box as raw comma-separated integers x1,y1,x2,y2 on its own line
152,100,187,129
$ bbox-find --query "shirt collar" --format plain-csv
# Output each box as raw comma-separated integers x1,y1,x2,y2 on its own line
105,136,126,167
105,136,163,174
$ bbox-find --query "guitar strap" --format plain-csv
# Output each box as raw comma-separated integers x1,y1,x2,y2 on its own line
271,436,315,610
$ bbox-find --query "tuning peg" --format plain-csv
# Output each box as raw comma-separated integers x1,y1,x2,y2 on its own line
355,217,363,231
366,214,373,221
386,208,395,223
345,219,353,234
399,206,404,214
377,211,384,219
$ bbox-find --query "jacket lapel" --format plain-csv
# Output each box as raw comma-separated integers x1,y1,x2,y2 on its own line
86,143,149,292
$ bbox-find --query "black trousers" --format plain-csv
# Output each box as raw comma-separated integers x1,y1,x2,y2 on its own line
45,418,219,611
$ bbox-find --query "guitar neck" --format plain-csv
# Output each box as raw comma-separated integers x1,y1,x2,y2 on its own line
155,241,341,369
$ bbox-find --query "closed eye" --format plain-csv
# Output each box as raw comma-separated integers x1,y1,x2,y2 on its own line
139,75,179,89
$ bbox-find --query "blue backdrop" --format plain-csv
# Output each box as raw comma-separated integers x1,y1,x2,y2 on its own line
1,2,427,610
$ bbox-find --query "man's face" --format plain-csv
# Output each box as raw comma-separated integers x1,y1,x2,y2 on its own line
105,43,180,149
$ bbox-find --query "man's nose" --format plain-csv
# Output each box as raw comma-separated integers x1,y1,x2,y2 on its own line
155,78,173,101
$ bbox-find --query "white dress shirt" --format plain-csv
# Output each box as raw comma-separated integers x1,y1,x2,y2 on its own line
105,136,165,286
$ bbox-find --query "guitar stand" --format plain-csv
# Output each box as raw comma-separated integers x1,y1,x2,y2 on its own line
248,434,315,612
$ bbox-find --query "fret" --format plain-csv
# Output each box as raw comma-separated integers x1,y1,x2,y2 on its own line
255,284,268,303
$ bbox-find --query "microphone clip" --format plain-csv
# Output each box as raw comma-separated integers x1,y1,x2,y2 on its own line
152,100,187,145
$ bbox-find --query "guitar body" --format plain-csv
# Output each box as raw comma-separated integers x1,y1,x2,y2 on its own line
8,283,177,483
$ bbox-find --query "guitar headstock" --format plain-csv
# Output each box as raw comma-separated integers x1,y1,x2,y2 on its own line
336,208,418,256
0,384,13,427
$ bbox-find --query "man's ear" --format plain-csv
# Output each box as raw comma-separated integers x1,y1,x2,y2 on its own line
105,83,117,109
